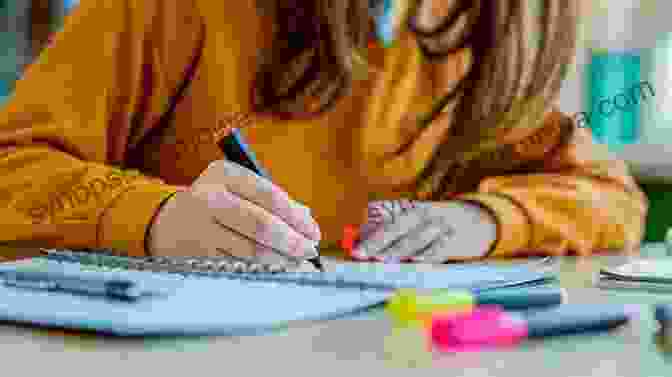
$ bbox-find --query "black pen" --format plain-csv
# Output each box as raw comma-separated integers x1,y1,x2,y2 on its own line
307,256,325,272
218,128,325,272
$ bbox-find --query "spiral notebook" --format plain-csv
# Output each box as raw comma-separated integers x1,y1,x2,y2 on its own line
0,250,557,336
597,257,672,292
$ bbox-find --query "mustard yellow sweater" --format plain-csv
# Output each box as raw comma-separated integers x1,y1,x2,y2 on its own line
0,0,648,259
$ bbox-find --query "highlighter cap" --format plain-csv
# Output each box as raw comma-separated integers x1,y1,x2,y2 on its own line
429,306,528,353
386,289,475,326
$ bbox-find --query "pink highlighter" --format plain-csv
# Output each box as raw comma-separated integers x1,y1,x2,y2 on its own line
429,304,635,353
429,306,527,353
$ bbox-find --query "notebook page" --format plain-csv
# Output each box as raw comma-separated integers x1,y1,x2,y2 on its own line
0,257,557,336
0,260,389,336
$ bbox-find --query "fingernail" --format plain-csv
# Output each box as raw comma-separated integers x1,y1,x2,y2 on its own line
269,192,321,242
280,238,316,261
304,218,322,242
372,255,387,263
255,245,292,266
376,256,401,263
295,207,322,242
350,248,367,261
377,256,398,263
297,238,319,259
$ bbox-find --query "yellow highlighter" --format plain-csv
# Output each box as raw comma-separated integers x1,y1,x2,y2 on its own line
386,287,567,327
386,289,475,327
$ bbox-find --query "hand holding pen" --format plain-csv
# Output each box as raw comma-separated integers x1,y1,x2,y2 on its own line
147,160,322,270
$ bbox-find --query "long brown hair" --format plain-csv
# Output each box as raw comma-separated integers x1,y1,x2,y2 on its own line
253,0,577,197
253,0,370,115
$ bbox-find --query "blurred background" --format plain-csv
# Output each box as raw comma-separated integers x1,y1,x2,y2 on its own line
1,0,75,103
2,0,672,242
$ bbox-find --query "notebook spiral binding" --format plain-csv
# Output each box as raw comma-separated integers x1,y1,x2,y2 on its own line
40,249,392,290
38,250,378,290
38,249,558,292
40,249,291,275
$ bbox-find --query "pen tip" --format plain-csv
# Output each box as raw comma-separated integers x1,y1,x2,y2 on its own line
309,257,325,272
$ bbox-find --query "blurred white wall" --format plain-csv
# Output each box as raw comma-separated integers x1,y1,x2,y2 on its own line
557,0,672,116
574,0,672,178
556,45,587,115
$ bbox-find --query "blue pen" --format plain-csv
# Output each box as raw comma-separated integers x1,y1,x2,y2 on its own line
218,129,325,272
0,270,143,301
520,304,635,338
431,304,636,352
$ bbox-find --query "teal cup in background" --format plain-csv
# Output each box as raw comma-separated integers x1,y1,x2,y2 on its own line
586,50,643,152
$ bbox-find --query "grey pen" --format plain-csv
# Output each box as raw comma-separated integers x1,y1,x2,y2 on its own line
0,270,143,301
218,128,325,272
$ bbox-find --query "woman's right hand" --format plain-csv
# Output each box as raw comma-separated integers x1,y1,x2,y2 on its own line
147,160,322,268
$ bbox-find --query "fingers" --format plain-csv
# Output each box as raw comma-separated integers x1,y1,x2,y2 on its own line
366,199,417,224
413,226,495,264
353,209,426,259
211,232,299,267
377,220,450,260
354,201,497,264
194,160,321,242
411,235,453,264
191,185,318,261
148,189,305,268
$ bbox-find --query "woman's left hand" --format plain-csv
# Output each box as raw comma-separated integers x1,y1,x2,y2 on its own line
352,200,498,263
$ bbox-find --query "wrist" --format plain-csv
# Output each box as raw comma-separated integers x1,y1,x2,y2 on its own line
144,186,188,256
447,200,499,257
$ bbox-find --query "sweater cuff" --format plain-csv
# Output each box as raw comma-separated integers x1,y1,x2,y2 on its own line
97,184,180,257
455,192,532,258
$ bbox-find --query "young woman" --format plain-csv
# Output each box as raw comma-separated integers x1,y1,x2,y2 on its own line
0,0,647,268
